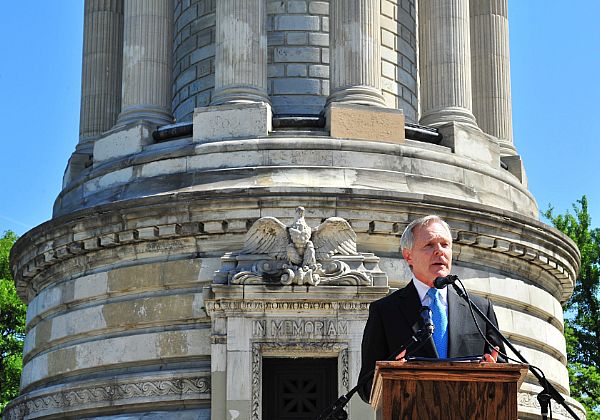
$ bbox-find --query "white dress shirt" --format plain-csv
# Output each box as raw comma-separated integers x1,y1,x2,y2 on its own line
412,277,449,317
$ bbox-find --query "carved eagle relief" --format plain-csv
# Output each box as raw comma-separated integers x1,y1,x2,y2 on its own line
241,207,358,264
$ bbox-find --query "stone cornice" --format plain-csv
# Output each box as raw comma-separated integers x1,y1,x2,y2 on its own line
11,192,579,303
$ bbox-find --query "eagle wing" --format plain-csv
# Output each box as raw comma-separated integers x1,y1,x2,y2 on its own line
312,217,358,260
242,217,289,259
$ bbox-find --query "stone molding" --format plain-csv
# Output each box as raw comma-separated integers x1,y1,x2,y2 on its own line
53,137,538,217
3,374,210,420
12,196,577,304
205,298,371,317
517,389,585,420
251,341,349,420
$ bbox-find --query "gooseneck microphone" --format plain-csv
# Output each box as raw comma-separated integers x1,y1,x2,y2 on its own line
440,274,580,420
317,305,436,420
433,274,459,289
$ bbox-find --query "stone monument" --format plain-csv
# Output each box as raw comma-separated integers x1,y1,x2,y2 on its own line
4,0,585,419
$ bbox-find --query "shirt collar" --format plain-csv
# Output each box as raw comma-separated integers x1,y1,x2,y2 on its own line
413,277,448,306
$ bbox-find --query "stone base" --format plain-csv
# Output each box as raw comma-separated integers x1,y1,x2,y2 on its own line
326,103,405,143
501,154,528,186
437,121,500,166
62,151,92,188
193,102,272,143
93,122,154,164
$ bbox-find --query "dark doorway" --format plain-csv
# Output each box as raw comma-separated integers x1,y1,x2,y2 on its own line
262,357,338,419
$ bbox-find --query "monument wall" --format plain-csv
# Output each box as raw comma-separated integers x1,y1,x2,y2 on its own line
4,1,585,419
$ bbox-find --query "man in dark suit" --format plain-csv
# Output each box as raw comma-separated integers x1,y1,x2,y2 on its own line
357,215,505,403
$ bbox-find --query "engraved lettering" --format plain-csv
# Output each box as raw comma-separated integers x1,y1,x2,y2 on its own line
272,320,284,336
253,320,266,337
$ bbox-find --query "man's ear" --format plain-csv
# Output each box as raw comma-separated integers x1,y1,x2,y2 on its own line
402,248,412,266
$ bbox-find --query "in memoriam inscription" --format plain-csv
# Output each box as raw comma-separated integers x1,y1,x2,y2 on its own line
253,319,348,338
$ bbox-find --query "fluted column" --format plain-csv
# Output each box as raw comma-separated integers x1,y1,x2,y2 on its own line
117,0,173,126
79,0,123,151
471,0,515,155
327,0,385,106
419,0,477,127
211,0,269,105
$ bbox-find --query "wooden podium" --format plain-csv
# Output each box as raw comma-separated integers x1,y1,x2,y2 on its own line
371,361,528,420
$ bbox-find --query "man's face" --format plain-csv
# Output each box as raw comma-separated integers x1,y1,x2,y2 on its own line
402,221,452,287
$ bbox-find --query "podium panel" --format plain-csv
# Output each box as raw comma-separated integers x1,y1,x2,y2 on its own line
371,361,527,420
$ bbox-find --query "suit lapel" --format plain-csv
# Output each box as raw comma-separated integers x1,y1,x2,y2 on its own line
447,286,469,357
395,281,439,358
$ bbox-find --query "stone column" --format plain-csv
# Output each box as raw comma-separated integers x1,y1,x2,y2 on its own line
327,0,385,107
471,0,515,155
116,0,173,126
78,0,123,151
210,0,269,105
419,0,478,127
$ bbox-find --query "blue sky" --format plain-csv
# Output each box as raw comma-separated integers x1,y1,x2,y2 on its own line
0,1,598,237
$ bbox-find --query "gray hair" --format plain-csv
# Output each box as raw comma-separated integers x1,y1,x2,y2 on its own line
400,215,452,251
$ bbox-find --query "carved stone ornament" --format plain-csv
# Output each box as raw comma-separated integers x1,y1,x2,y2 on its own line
214,207,387,286
3,376,210,420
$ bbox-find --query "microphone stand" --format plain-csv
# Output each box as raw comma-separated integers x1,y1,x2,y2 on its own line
448,280,580,420
316,324,433,420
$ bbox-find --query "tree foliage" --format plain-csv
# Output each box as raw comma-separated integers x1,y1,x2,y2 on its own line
544,196,600,418
0,230,26,413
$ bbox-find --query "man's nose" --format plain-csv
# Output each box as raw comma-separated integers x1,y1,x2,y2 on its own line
433,244,443,254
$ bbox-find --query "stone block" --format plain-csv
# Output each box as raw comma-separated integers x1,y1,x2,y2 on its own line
62,151,92,187
193,102,272,142
141,157,187,178
501,154,528,186
381,28,395,49
309,32,328,46
190,44,215,64
268,31,285,46
273,78,320,95
309,1,329,14
93,124,153,163
286,32,308,45
268,63,285,77
326,103,405,144
382,0,396,18
438,122,501,167
309,64,329,78
286,64,307,77
138,226,159,239
321,47,329,63
288,1,308,13
382,60,395,79
274,46,320,63
274,15,319,31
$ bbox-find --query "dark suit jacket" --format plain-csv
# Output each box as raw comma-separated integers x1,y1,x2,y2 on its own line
357,280,506,403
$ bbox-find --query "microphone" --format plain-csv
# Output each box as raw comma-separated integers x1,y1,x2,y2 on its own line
434,274,459,289
418,306,438,359
419,306,434,334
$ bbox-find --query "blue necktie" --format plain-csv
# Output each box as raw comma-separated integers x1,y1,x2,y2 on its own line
427,288,448,358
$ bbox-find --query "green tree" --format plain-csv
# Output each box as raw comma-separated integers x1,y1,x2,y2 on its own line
544,196,600,419
0,230,26,413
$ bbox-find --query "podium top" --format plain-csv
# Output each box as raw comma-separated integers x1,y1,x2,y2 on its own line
371,361,528,409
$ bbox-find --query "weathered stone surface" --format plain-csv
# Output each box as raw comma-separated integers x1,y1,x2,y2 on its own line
93,124,153,163
327,103,405,143
438,121,501,166
193,103,272,142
